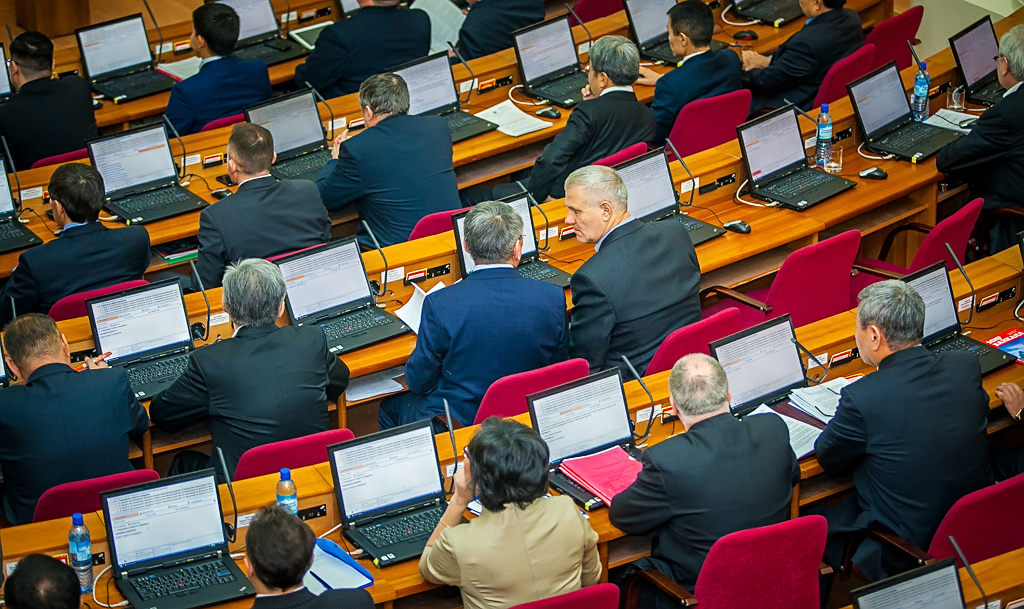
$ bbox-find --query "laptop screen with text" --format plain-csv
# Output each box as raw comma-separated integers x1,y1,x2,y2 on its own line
951,17,999,89
90,125,177,195
218,0,279,42
515,18,578,83
90,282,192,364
904,263,960,343
247,91,325,155
454,194,538,275
853,560,963,609
0,45,11,98
0,156,16,216
278,240,372,321
711,316,805,410
394,53,458,115
739,110,807,185
625,0,676,45
849,64,912,138
78,16,152,78
616,150,677,220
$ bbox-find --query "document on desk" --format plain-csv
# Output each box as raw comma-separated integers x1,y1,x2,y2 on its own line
304,539,373,593
345,366,406,402
411,0,466,55
396,281,446,334
788,377,854,424
157,56,202,81
924,109,977,134
474,101,553,137
749,404,822,458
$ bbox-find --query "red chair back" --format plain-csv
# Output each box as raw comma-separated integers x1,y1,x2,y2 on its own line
265,243,327,263
510,583,619,609
927,473,1024,566
567,0,623,25
909,198,984,273
766,230,861,327
667,90,752,159
645,308,743,376
693,516,826,609
33,470,160,523
812,44,876,110
593,143,648,167
409,208,467,241
30,148,89,169
200,113,246,133
473,359,591,425
864,6,925,71
233,428,356,481
48,280,149,322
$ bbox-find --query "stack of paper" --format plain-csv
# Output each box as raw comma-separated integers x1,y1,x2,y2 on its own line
788,377,853,424
411,0,466,55
345,366,406,402
303,539,373,593
157,56,202,81
559,446,642,506
924,108,978,134
749,405,823,459
396,281,446,334
474,101,553,137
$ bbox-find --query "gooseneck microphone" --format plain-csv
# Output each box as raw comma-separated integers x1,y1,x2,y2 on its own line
214,447,238,543
361,220,389,298
188,259,211,342
305,82,336,140
447,42,478,105
948,536,988,609
620,355,657,441
563,4,593,62
162,114,188,180
945,242,975,329
141,0,165,67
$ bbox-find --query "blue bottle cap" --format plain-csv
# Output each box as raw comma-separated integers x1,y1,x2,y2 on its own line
920,62,927,70
280,468,291,481
821,103,829,113
72,513,84,526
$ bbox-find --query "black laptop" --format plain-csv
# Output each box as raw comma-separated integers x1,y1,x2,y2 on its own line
0,149,42,255
950,16,1006,107
736,107,856,210
218,0,308,66
0,43,13,103
853,558,964,609
512,16,590,108
614,148,726,245
86,280,195,399
76,14,176,102
847,62,964,163
623,0,730,63
451,192,573,288
100,470,255,609
327,420,452,567
88,124,209,224
732,0,802,26
392,52,498,143
246,89,331,182
275,238,410,354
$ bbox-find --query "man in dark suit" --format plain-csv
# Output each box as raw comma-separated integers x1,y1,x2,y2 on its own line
0,31,97,170
379,201,568,429
150,259,350,478
196,123,331,288
316,73,460,247
456,0,544,61
0,314,149,525
610,354,798,607
294,0,430,99
246,506,375,609
937,25,1024,253
564,165,701,375
741,0,863,112
815,280,992,580
636,1,742,145
165,3,272,135
0,163,150,325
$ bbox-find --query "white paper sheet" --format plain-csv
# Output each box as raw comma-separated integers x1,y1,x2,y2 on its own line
411,0,466,55
395,281,446,334
474,100,553,137
788,377,853,424
749,404,823,458
345,366,406,402
304,542,372,593
157,56,202,81
924,108,977,134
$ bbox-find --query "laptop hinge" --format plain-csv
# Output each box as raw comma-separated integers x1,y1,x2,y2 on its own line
127,347,190,367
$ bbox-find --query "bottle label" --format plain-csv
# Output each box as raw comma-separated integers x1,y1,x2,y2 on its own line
818,124,832,140
70,540,91,563
277,494,298,515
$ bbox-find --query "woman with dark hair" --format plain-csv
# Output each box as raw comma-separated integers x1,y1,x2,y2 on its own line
419,417,600,609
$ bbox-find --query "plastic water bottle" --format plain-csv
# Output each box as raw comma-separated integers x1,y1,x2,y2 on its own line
815,103,833,168
276,468,298,515
69,513,93,594
913,62,930,121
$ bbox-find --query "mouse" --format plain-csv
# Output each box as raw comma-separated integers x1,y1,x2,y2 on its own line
723,220,752,234
733,29,759,41
211,188,233,200
859,167,888,180
536,107,561,119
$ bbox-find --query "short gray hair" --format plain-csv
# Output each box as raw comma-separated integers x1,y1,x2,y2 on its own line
589,36,640,86
464,200,524,265
222,259,287,326
856,280,925,350
564,165,628,213
667,354,730,416
358,73,410,117
1000,25,1024,82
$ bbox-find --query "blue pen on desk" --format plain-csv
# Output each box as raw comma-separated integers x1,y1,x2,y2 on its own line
309,570,332,591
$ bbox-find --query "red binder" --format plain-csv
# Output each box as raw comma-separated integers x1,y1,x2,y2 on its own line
559,446,643,506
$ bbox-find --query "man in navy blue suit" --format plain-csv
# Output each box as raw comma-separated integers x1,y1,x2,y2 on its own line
636,1,742,145
165,3,272,135
379,200,568,429
456,0,544,61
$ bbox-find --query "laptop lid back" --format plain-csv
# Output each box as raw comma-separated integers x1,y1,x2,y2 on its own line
76,14,154,81
902,261,961,344
736,107,809,188
88,124,179,200
950,16,1000,94
450,193,540,277
218,0,280,46
852,558,964,609
86,280,194,368
847,62,914,142
624,0,676,48
615,148,679,221
513,16,580,86
392,52,461,116
245,89,326,158
0,44,12,100
0,151,19,222
276,238,375,325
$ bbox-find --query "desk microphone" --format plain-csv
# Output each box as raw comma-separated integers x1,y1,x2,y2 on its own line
563,4,593,62
214,447,238,543
2,135,24,217
785,98,818,125
162,114,188,180
907,39,923,69
361,220,389,298
664,139,696,209
8,296,15,321
620,355,658,440
5,24,13,44
945,242,975,330
792,337,830,384
141,0,165,67
0,527,4,587
442,399,459,494
281,0,293,38
447,42,477,105
949,536,989,609
188,259,211,342
528,193,552,251
304,82,336,140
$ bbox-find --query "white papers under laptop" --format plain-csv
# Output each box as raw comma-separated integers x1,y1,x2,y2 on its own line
279,240,372,322
90,125,177,195
91,282,192,363
218,0,279,42
247,91,324,156
78,16,152,79
393,53,459,115
517,18,578,83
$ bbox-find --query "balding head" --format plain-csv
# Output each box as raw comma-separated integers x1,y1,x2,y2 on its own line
667,353,731,418
2,314,70,381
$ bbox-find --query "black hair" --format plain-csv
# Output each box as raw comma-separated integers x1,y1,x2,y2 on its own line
47,163,104,223
467,417,549,512
10,31,53,76
227,123,275,174
245,506,315,590
193,3,241,56
4,554,81,609
822,0,847,8
667,0,715,49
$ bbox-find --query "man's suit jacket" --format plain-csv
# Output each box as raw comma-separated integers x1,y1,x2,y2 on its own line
294,6,431,99
530,90,656,202
569,220,701,375
0,222,151,325
165,57,272,135
609,413,799,593
814,347,992,579
149,324,350,478
405,267,568,425
652,50,743,144
196,176,331,287
0,76,97,170
251,588,374,609
0,363,149,525
743,8,864,112
316,114,460,247
458,0,545,61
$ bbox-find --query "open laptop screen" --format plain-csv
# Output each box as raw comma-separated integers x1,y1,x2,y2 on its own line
528,369,633,464
0,44,11,98
0,155,16,217
394,53,458,115
453,194,538,275
246,91,325,155
711,315,805,412
89,125,177,195
218,0,278,43
278,240,372,321
78,15,152,78
738,109,807,185
515,18,578,83
951,17,999,89
903,262,959,343
89,282,192,364
616,150,677,220
625,0,676,46
853,559,963,609
849,64,911,139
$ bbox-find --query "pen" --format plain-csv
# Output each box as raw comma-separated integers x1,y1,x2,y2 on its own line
75,352,111,371
308,570,333,591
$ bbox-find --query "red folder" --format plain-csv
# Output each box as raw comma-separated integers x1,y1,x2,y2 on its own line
559,446,643,506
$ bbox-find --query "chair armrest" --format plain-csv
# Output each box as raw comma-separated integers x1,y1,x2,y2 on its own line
977,208,1024,252
852,262,905,280
699,286,772,313
624,570,698,609
820,562,834,576
878,223,933,262
867,529,936,566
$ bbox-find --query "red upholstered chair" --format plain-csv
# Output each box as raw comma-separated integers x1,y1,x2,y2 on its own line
31,148,89,169
265,243,327,263
511,584,619,609
409,208,467,241
928,473,1024,566
33,470,160,523
233,428,356,481
48,280,149,322
864,6,925,71
594,143,648,167
702,230,861,329
200,113,246,133
567,0,623,25
473,359,591,425
811,44,875,110
645,308,743,376
666,89,752,160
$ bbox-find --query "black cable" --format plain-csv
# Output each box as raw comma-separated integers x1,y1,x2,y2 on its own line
544,252,587,265
182,173,213,191
684,203,726,226
21,207,57,233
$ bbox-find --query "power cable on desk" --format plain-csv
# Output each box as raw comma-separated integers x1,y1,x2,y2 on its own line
508,85,549,107
732,179,781,208
181,173,213,191
857,142,895,161
721,3,759,26
544,252,588,265
93,566,129,608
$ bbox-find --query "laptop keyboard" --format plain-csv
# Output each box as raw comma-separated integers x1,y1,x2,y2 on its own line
130,561,235,601
0,222,25,240
234,41,297,61
931,337,986,356
445,112,479,130
101,71,172,97
537,72,589,100
763,170,835,199
361,506,445,547
117,189,192,215
742,0,800,20
276,150,331,178
323,309,392,340
518,263,560,281
878,121,936,151
127,355,189,387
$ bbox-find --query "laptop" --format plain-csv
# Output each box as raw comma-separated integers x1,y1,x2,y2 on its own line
847,62,964,163
512,16,590,108
0,150,42,255
732,0,802,26
391,52,499,143
100,470,254,609
327,420,450,567
852,558,964,609
0,44,12,103
275,238,410,354
218,0,308,66
75,14,176,102
623,0,730,63
451,192,573,288
710,314,808,417
736,107,856,210
949,16,1006,107
614,148,726,245
245,89,331,182
904,261,1014,374
527,368,640,509
86,280,195,399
